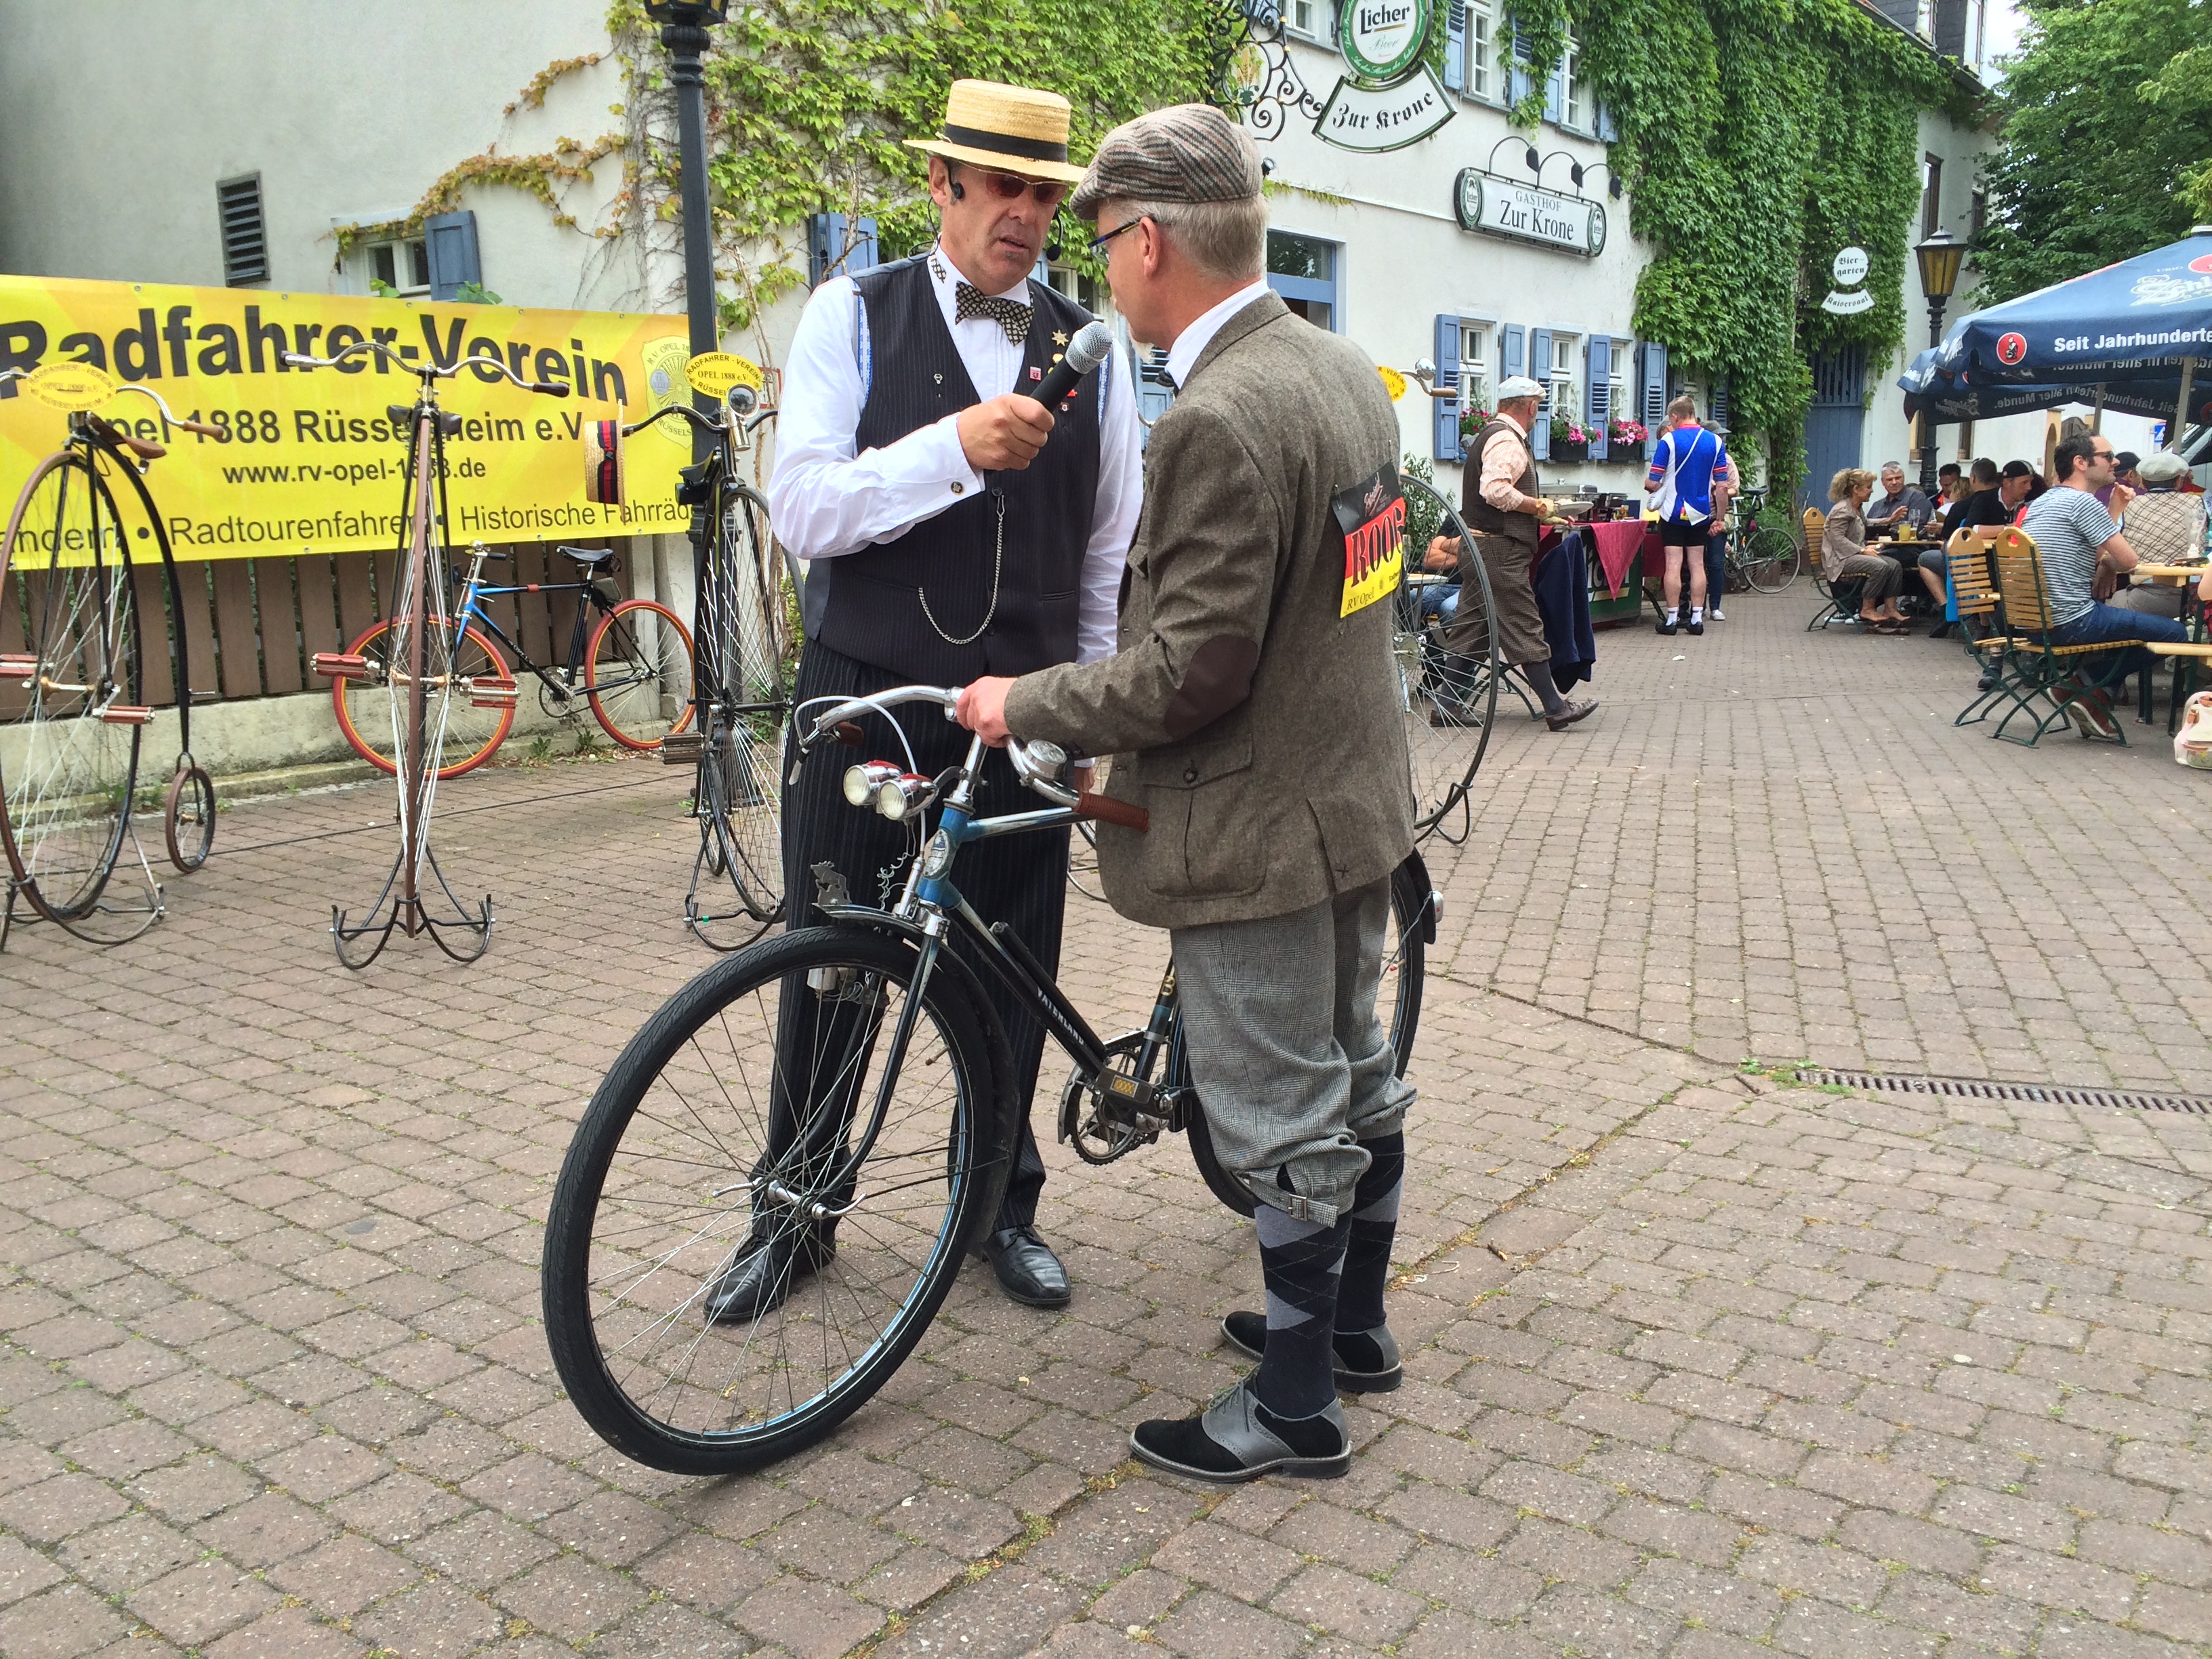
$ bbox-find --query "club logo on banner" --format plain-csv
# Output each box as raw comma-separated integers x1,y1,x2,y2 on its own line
0,274,693,560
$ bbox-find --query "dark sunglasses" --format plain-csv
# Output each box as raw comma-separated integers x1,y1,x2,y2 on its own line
1087,216,1145,256
961,167,1069,209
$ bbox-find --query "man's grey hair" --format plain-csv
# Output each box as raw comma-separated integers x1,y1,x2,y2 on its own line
1880,461,1905,474
1499,392,1541,409
1108,194,1267,284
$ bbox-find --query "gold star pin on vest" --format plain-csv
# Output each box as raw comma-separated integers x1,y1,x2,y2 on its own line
1052,330,1068,346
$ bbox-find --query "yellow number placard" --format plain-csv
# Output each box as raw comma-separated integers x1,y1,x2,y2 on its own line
0,274,694,559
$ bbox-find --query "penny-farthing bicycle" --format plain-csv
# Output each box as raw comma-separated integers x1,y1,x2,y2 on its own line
285,338,570,966
0,368,224,946
1395,472,1504,846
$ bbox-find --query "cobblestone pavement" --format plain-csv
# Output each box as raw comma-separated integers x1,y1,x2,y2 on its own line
3,589,2211,1658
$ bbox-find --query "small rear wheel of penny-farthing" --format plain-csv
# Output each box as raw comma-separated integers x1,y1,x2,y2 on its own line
163,762,214,873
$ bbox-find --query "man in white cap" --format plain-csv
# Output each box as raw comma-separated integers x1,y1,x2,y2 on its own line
1426,377,1599,729
724,81,1143,1320
2106,451,2208,619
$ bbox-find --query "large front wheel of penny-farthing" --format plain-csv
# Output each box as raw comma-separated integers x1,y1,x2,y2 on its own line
0,449,146,924
1395,474,1500,844
1184,853,1431,1217
543,926,1015,1475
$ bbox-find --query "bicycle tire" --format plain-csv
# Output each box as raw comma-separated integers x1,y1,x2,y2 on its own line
163,764,214,874
586,598,696,750
329,618,514,779
1184,853,1430,1217
1395,474,1498,840
544,925,1015,1475
0,449,144,921
1742,527,1801,592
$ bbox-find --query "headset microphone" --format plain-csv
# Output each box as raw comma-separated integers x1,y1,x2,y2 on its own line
949,180,966,201
1032,320,1115,409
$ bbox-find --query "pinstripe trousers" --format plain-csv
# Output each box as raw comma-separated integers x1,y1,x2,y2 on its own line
776,638,1065,1232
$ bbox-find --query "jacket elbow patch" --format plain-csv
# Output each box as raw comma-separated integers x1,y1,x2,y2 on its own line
1164,635,1260,740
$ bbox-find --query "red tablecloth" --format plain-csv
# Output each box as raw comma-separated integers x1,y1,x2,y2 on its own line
1582,518,1656,597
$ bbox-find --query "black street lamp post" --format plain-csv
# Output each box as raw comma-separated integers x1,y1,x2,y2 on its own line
1914,227,1965,495
644,0,729,462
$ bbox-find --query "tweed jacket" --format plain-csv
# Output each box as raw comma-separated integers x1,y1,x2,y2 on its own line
1002,291,1416,929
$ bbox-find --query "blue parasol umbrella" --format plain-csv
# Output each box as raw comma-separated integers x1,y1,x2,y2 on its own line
1898,346,2203,428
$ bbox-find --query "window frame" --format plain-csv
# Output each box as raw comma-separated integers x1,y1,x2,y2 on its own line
1922,153,1944,239
1465,0,1498,103
1544,329,1580,417
361,234,432,298
1559,32,1583,131
217,173,268,289
1286,0,1335,44
1266,229,1343,333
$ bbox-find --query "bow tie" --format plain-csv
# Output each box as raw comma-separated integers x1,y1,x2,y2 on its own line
954,281,1033,345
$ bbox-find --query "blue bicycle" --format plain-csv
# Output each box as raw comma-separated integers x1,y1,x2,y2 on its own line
541,684,1435,1473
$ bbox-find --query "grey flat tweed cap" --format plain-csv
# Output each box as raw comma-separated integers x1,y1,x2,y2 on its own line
1070,104,1263,221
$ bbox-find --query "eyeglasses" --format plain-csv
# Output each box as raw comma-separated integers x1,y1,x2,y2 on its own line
960,167,1070,210
1087,216,1145,256
2091,448,2116,461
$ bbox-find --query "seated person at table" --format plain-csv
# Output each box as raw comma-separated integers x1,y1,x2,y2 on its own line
2018,432,2190,736
1936,462,1963,511
2106,451,2209,620
1822,468,1910,632
2097,452,2140,509
1866,462,1934,537
1918,458,2011,630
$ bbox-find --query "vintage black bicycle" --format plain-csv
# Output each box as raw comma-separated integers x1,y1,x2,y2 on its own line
543,684,1433,1474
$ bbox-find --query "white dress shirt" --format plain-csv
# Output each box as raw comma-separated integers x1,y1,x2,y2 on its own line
766,243,1144,666
1163,279,1275,391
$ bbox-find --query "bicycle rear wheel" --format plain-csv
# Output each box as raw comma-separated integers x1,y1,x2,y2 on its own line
0,450,145,921
544,926,1014,1475
1396,474,1498,841
1741,526,1801,592
330,619,513,779
1183,851,1430,1216
587,599,695,750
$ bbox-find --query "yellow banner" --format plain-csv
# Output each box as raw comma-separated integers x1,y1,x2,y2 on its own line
0,275,695,560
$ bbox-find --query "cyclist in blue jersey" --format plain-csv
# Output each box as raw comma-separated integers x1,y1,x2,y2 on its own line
1644,394,1734,636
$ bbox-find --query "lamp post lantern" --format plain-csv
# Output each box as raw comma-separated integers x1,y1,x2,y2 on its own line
1913,227,1965,495
644,0,729,457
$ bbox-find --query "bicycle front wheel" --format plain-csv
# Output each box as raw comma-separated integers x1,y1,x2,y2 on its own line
544,926,1014,1475
331,619,513,779
0,450,144,920
691,483,790,935
1396,474,1498,840
1742,527,1801,592
587,599,695,750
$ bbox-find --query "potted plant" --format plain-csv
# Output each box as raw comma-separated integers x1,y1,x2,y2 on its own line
1456,388,1494,449
1550,412,1589,461
1606,416,1649,458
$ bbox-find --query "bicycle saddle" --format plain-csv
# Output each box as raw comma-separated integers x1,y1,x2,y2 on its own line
558,545,617,569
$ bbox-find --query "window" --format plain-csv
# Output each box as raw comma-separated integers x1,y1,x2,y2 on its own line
1609,337,1632,421
1971,186,1987,243
1466,0,1496,99
1547,331,1578,414
363,236,431,297
1460,322,1490,409
1045,264,1101,315
1922,153,1943,238
218,175,268,287
1288,0,1332,40
1559,33,1582,129
1266,231,1339,331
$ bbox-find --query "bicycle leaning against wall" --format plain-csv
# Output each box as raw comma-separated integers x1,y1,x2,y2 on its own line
541,684,1434,1475
0,365,224,947
283,337,569,966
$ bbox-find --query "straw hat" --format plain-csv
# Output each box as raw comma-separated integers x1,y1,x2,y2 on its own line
904,80,1088,186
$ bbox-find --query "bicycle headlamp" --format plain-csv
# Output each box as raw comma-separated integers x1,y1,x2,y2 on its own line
844,760,900,807
875,773,933,822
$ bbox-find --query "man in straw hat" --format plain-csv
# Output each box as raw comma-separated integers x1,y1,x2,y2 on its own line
957,105,1417,1483
731,82,1143,1319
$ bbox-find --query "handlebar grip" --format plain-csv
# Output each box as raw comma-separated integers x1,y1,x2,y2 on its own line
533,382,570,397
1077,792,1148,834
173,419,223,438
832,721,865,747
85,415,165,461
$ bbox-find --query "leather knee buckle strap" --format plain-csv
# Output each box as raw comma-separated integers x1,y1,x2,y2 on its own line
1246,1183,1337,1228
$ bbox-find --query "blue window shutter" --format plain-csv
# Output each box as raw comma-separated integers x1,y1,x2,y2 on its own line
1597,103,1620,142
1443,0,1467,92
808,213,879,287
424,211,480,301
1433,313,1461,462
1509,24,1532,106
1502,323,1525,383
1529,327,1552,461
1586,337,1610,459
1711,372,1731,433
1639,341,1668,459
1544,58,1563,123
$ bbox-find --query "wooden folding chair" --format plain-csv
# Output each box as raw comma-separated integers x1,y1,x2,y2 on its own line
1987,526,2139,745
1946,527,2015,729
1801,506,1864,632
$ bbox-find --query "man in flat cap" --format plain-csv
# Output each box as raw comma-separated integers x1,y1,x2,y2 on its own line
1427,377,1599,726
958,104,1417,1483
726,81,1143,1320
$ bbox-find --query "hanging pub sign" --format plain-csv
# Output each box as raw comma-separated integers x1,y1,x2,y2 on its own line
1452,169,1607,258
1821,245,1874,314
1313,0,1454,153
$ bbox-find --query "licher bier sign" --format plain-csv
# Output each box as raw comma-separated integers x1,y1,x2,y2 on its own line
1314,0,1453,153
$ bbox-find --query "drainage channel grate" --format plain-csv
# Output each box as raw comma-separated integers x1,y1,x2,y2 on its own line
1799,1070,2212,1115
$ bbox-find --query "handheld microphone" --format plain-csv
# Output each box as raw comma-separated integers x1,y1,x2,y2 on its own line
1032,321,1115,408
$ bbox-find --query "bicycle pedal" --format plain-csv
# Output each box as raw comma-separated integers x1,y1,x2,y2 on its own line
100,705,155,726
0,654,39,680
661,731,706,764
469,678,518,710
312,653,371,678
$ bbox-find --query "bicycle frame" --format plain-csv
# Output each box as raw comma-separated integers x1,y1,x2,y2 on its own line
448,555,629,705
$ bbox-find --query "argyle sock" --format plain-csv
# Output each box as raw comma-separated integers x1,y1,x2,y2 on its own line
1335,1132,1403,1338
1519,665,1569,716
1252,1201,1350,1418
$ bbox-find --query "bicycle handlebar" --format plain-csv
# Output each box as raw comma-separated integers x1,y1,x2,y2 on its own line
281,337,569,396
621,401,778,439
0,369,224,442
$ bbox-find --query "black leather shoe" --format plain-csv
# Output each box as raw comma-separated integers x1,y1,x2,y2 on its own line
704,1229,834,1324
1131,1376,1349,1484
1545,698,1599,731
978,1225,1071,1308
